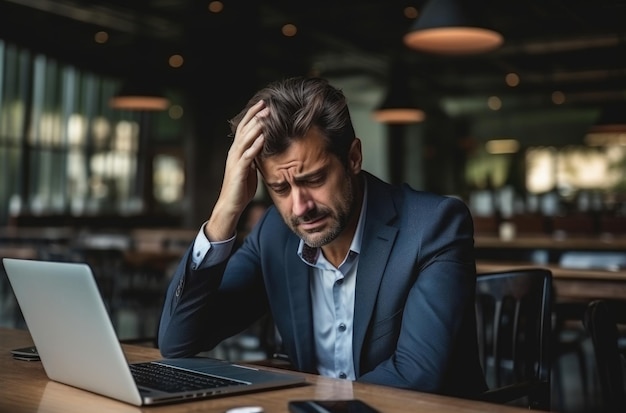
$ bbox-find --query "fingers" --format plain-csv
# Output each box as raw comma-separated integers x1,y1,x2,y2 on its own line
228,100,268,173
234,100,268,154
238,100,267,134
221,100,269,200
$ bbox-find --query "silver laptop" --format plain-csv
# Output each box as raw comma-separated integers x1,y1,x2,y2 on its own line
3,257,305,406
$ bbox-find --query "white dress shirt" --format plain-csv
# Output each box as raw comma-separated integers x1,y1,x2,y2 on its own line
191,183,367,380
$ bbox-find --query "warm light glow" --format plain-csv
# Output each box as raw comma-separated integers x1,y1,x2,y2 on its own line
169,105,184,119
403,27,503,54
114,120,139,152
94,31,109,44
208,1,223,13
526,147,556,193
109,96,170,111
91,116,111,143
67,114,86,146
505,73,519,87
557,146,621,189
372,108,426,124
169,54,184,68
38,113,62,146
585,132,626,146
551,91,566,105
154,154,185,204
282,24,297,37
404,7,418,19
485,139,519,154
487,96,502,110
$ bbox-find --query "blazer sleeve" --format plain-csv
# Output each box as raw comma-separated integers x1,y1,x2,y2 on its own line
158,226,270,358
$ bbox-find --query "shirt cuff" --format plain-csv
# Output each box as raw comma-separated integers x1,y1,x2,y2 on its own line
191,222,236,269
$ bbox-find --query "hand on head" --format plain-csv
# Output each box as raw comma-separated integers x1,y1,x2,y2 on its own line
206,100,268,242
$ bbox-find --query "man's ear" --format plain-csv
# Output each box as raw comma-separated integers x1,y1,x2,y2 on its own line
348,138,363,174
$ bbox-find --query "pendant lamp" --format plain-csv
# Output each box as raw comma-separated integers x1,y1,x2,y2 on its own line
372,58,426,124
404,0,503,55
109,80,170,111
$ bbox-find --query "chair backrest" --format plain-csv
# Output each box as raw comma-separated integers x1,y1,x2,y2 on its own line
475,268,553,410
583,300,626,413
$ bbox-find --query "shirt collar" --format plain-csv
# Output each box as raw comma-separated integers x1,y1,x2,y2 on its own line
298,178,368,265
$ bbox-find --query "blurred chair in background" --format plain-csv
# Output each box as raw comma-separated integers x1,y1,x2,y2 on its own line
474,268,553,410
583,299,626,413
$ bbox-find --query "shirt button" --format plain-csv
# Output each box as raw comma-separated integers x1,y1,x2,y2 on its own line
339,372,347,379
338,323,346,332
196,251,201,257
336,279,344,285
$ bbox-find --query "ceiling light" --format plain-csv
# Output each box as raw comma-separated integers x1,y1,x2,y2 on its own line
403,0,503,55
109,81,170,111
505,73,520,87
372,57,426,124
372,107,426,124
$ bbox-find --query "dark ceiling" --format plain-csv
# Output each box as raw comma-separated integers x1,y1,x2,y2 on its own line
1,0,626,115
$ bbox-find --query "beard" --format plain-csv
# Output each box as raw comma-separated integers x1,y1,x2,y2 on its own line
287,175,355,248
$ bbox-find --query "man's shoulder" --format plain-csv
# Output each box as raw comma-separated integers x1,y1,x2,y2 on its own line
364,172,470,222
364,171,459,205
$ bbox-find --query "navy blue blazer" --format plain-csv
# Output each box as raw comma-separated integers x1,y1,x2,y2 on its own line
158,171,487,398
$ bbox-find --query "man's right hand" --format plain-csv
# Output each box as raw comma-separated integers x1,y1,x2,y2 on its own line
205,100,268,242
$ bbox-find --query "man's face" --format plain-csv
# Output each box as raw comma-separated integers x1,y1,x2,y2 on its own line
258,128,361,248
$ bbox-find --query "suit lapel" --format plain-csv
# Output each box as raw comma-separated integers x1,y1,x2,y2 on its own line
284,235,317,373
352,173,399,377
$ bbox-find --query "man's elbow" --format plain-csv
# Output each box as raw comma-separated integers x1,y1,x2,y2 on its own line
158,339,187,358
157,330,197,358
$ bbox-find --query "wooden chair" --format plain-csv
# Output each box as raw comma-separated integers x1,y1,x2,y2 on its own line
583,300,626,413
474,268,553,410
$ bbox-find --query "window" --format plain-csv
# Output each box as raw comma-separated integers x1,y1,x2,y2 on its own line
0,40,185,226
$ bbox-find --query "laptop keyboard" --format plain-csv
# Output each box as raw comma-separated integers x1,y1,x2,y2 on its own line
129,362,247,393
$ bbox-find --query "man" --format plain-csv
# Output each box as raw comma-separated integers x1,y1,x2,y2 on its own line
158,77,487,398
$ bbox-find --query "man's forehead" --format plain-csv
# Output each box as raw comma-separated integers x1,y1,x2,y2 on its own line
274,159,305,173
259,156,329,183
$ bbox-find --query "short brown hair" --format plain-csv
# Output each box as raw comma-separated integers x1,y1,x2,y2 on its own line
229,76,356,166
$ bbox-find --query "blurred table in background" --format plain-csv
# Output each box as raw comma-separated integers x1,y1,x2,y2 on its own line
475,234,626,251
476,260,626,302
474,234,626,264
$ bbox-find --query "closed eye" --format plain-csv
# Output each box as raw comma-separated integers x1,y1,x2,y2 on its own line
297,172,326,187
269,183,290,195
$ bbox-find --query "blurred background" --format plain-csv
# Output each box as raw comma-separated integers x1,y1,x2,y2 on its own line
1,0,626,227
1,2,626,411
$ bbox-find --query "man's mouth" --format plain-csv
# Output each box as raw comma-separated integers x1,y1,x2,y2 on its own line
299,214,328,231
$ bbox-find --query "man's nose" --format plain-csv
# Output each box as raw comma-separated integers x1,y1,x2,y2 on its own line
291,187,313,217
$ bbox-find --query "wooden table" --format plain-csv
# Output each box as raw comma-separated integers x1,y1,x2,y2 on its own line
0,328,526,413
476,260,626,302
